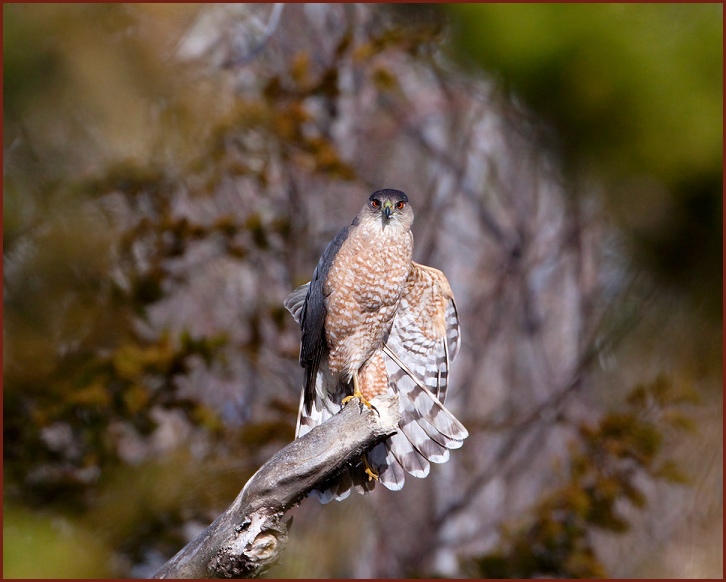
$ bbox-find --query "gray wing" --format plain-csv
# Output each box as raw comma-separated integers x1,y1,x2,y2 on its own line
285,225,351,414
374,262,467,490
284,283,309,326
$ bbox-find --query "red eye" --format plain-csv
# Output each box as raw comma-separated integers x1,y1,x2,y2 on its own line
371,199,380,208
396,201,405,209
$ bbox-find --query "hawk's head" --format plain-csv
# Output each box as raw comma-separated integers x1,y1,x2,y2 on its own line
365,189,413,229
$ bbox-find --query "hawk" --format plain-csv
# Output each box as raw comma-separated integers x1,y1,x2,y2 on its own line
285,189,468,502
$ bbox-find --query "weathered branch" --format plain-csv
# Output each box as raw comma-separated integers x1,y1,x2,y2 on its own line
152,395,400,579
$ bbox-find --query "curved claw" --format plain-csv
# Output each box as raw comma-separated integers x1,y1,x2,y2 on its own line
341,393,372,408
341,371,376,410
362,454,379,481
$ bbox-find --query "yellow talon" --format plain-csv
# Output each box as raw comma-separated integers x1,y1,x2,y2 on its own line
341,372,374,409
341,393,373,408
362,455,379,481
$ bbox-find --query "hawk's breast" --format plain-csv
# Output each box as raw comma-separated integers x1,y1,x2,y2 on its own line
323,222,413,378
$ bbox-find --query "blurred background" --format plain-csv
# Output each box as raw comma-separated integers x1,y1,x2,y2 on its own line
3,3,721,578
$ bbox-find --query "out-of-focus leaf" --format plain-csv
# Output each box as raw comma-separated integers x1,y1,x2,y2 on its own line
3,506,115,578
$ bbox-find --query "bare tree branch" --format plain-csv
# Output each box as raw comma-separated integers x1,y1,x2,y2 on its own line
222,3,285,68
152,395,400,579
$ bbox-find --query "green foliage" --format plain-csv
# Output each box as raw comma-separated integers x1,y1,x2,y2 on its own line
465,375,696,578
448,4,723,319
449,4,721,180
4,506,115,578
4,321,229,507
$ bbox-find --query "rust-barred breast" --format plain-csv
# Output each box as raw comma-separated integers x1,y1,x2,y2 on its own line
323,210,413,396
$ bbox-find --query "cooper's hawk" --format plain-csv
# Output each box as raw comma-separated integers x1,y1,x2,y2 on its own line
285,189,468,502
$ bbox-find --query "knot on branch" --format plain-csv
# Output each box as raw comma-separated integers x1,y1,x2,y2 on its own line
208,513,289,579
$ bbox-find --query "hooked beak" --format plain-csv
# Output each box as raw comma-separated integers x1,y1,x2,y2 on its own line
382,200,393,220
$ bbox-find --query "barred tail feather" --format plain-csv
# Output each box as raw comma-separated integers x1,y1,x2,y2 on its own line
388,429,430,478
368,441,405,490
383,345,469,441
416,409,464,450
398,407,450,464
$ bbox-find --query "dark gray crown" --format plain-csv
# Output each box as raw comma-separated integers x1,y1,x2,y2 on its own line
369,189,408,203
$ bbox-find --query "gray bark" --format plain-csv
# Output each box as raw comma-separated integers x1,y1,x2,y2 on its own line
152,395,400,579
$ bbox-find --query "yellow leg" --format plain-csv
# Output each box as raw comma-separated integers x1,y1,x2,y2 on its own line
341,371,374,409
362,454,379,481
